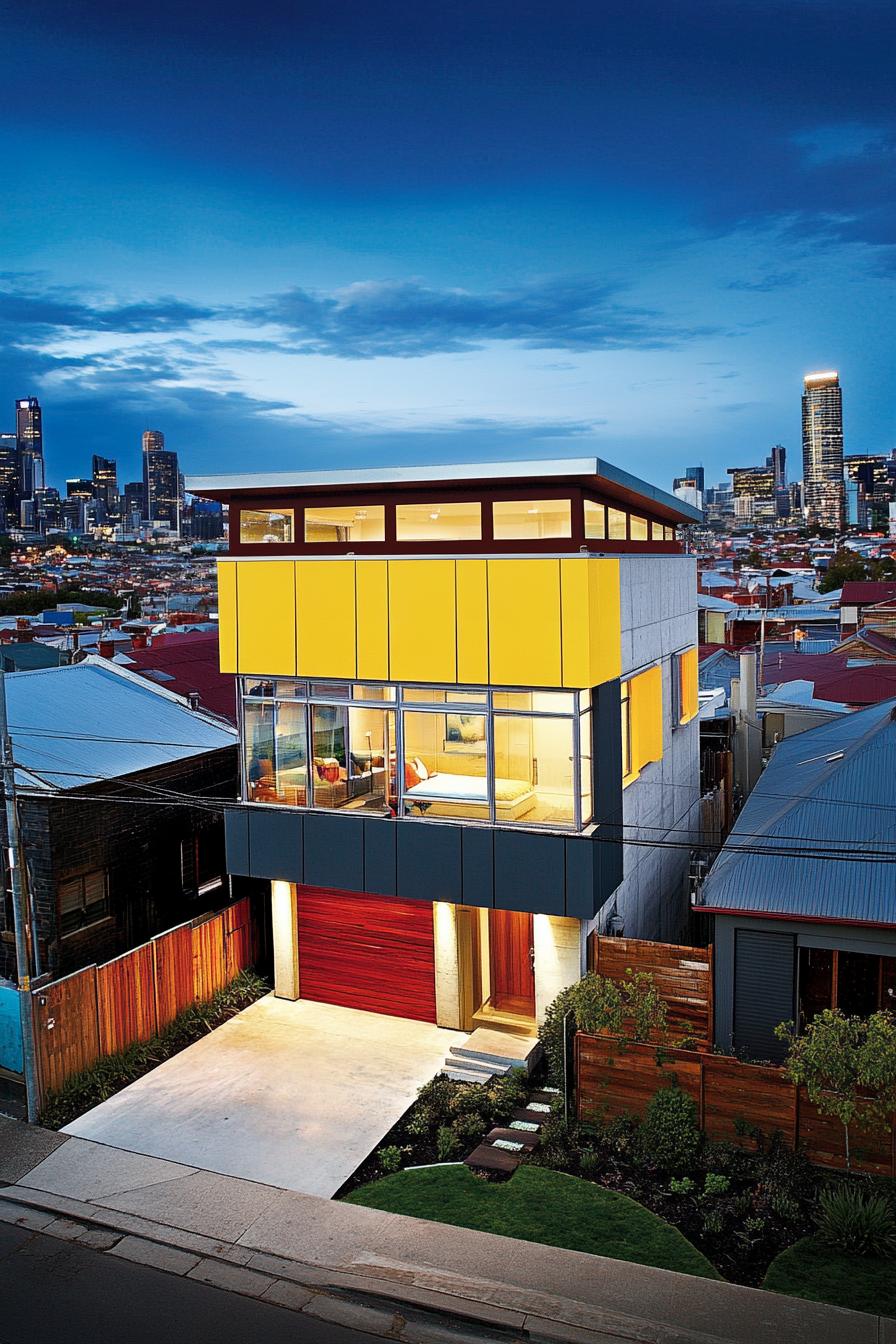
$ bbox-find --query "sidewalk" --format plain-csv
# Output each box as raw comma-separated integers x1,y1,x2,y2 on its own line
0,1117,887,1344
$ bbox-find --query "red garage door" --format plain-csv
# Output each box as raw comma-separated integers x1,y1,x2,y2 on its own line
297,885,437,1023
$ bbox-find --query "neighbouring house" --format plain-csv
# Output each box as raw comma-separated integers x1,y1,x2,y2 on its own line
839,580,896,635
696,700,896,1062
697,592,738,645
832,626,896,662
120,629,237,723
187,456,703,1033
0,657,242,982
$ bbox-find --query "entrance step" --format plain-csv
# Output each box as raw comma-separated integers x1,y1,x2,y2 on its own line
449,1027,542,1075
471,1003,537,1037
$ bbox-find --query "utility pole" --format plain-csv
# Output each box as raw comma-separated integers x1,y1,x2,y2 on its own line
0,665,39,1121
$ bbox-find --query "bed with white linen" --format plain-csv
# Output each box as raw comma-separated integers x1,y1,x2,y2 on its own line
403,772,535,821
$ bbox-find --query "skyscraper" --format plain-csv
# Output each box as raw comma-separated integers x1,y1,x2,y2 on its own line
684,466,705,495
142,429,180,531
0,432,19,531
767,445,789,518
16,397,44,499
92,455,119,517
802,372,844,529
728,465,777,524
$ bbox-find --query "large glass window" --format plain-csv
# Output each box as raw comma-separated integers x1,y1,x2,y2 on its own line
240,679,592,830
607,507,627,540
630,514,648,541
240,508,294,544
401,710,488,819
584,500,606,540
395,501,482,541
493,499,572,540
304,505,385,543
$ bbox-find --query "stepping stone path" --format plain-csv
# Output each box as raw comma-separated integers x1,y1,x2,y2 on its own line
464,1087,560,1177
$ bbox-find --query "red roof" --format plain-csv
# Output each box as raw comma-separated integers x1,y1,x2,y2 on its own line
126,631,236,723
763,648,896,705
839,581,896,607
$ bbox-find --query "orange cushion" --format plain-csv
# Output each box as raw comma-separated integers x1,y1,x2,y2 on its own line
404,759,422,789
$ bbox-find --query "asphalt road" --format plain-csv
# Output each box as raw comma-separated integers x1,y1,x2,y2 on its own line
0,1221,384,1344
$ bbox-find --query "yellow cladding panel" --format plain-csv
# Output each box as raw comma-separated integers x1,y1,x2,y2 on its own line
216,560,238,673
560,558,621,688
456,559,488,684
296,561,357,679
488,559,561,687
356,560,389,679
631,664,664,769
679,646,699,723
236,561,296,675
389,560,456,683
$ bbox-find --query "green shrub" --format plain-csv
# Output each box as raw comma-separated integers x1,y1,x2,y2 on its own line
377,1145,404,1174
669,1176,695,1195
451,1112,488,1146
578,1149,602,1180
437,1126,462,1161
815,1184,896,1258
702,1173,730,1197
635,1087,701,1174
539,983,578,1081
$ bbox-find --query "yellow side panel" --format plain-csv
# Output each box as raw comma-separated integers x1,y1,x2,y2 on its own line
456,559,488,684
487,559,561,687
631,664,664,768
216,560,238,673
389,560,457,683
559,559,590,688
588,558,622,686
680,646,699,723
356,560,389,680
295,561,357,679
236,561,297,675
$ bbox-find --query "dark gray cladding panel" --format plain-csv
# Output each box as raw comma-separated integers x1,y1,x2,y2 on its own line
363,816,397,896
564,835,597,918
248,806,304,882
397,822,462,903
303,812,364,892
461,827,495,908
591,678,624,901
733,928,795,1064
223,805,250,876
494,830,564,915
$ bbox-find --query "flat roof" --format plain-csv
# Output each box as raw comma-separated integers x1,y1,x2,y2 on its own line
186,455,704,524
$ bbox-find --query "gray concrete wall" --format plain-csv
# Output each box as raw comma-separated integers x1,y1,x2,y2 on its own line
592,555,700,942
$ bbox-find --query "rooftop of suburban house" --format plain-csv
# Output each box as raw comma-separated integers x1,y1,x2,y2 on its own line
839,580,896,606
6,657,237,792
697,699,896,926
120,630,237,724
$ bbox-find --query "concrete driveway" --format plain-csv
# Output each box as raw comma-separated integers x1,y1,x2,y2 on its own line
63,996,463,1197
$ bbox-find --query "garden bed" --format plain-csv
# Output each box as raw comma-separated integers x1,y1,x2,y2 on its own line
345,1164,719,1279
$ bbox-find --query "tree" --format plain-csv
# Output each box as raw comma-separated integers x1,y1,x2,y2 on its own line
775,1009,896,1169
817,547,869,593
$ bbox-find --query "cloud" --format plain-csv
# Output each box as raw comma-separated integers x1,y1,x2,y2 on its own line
252,276,714,359
726,272,799,293
0,277,216,335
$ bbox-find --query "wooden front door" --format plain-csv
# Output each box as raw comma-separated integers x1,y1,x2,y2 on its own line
489,910,535,1017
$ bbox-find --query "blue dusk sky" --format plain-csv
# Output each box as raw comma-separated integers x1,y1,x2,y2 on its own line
1,0,894,491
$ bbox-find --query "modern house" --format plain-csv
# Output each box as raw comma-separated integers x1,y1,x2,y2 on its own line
189,457,702,1033
0,658,241,982
697,700,896,1062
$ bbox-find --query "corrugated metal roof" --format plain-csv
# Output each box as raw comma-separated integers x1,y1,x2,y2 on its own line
699,699,896,925
6,658,236,792
730,605,840,623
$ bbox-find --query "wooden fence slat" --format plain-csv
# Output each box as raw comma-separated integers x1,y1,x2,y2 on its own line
96,943,158,1056
153,921,195,1030
192,912,226,1003
31,966,100,1109
586,935,714,1050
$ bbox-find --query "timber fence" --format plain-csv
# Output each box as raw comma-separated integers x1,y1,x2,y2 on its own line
576,1032,896,1176
587,934,714,1051
31,896,255,1109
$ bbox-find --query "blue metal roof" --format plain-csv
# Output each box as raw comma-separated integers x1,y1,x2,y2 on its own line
699,699,896,926
6,659,236,792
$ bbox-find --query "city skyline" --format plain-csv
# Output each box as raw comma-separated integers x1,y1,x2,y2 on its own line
1,2,894,485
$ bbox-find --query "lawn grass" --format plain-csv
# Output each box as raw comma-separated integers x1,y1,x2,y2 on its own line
344,1163,719,1279
763,1237,896,1317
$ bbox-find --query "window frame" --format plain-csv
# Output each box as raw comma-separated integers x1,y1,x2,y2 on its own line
239,677,590,833
58,869,109,938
